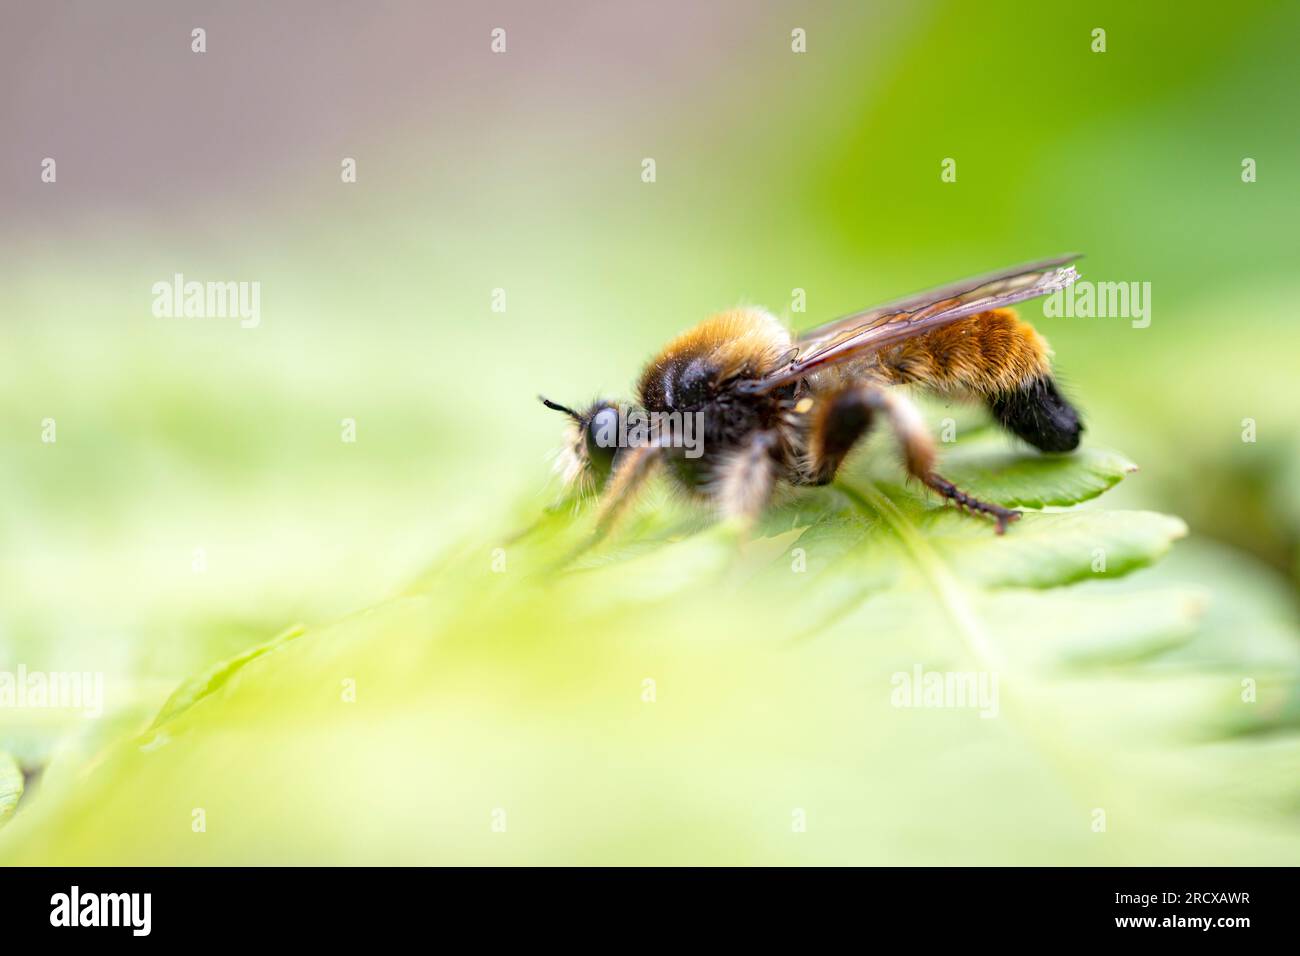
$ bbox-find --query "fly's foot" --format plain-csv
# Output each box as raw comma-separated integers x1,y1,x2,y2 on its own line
924,474,1022,535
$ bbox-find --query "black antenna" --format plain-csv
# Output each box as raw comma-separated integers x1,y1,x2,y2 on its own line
539,395,582,421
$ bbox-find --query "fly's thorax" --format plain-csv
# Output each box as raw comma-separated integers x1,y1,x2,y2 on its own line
651,379,792,492
637,308,792,407
635,307,794,492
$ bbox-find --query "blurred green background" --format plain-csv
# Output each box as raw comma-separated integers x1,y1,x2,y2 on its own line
2,1,1298,864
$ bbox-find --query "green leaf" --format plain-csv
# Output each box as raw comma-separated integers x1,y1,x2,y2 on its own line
2,442,1297,865
939,442,1138,508
0,753,22,826
920,509,1188,588
144,623,306,737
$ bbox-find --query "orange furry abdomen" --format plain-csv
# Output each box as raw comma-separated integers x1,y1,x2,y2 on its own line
875,308,1051,396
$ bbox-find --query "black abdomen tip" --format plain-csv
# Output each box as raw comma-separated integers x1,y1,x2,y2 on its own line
988,376,1083,453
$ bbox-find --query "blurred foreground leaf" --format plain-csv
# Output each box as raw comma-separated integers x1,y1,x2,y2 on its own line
0,754,22,826
2,442,1298,864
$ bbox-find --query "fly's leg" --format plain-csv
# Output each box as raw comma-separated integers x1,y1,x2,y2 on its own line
803,383,1021,534
920,473,1021,534
593,443,660,536
714,430,779,524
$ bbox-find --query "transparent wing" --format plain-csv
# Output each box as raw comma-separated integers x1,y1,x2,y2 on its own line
746,255,1081,392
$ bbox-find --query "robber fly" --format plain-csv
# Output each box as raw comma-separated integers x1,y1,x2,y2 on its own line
541,255,1083,534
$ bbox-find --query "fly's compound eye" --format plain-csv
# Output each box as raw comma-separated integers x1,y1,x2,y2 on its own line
585,405,620,480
